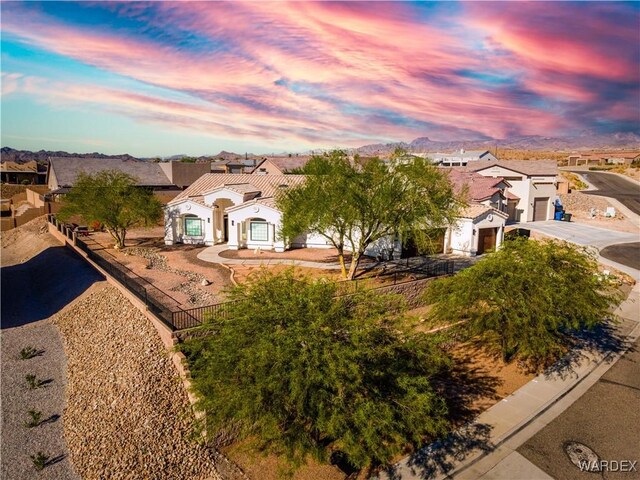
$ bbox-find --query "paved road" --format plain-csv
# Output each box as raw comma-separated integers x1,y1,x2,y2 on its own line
518,334,640,479
573,171,640,215
600,242,640,272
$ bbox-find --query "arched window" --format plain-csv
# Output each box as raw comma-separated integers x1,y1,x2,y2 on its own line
249,218,268,241
183,214,203,237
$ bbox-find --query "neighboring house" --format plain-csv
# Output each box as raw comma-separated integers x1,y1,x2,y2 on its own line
566,151,640,166
210,158,260,174
252,156,311,175
46,157,207,193
444,169,510,256
0,161,45,184
431,150,498,167
470,160,558,222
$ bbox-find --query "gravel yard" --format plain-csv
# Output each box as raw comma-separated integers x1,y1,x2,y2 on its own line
1,321,80,480
559,192,637,233
51,284,231,480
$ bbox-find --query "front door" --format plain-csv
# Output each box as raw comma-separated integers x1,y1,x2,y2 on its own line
477,228,496,255
223,214,229,242
532,197,549,222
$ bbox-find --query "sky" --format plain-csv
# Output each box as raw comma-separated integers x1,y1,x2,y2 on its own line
1,1,639,157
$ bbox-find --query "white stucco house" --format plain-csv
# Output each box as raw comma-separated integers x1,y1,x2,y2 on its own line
470,160,558,222
444,169,510,255
164,171,511,258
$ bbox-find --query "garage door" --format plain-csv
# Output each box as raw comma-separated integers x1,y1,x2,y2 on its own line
532,197,549,222
477,228,496,255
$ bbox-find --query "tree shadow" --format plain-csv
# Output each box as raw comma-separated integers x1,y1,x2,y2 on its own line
379,353,501,479
543,323,628,380
45,454,67,467
381,423,494,480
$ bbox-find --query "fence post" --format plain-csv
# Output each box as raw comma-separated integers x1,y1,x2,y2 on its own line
72,231,77,246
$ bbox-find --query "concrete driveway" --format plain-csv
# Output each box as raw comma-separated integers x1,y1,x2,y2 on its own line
514,221,639,250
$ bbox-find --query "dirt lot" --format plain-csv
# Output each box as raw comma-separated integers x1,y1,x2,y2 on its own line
84,228,232,308
1,216,58,266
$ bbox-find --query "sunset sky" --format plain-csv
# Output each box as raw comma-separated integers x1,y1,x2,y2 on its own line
1,1,639,157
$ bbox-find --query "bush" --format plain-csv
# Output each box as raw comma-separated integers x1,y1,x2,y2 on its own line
424,238,622,369
30,452,49,471
24,410,42,428
25,374,45,389
19,346,40,360
182,268,451,472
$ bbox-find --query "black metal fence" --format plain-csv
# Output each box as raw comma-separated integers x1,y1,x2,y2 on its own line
48,215,455,332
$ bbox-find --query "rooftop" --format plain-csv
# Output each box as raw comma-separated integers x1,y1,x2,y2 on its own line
49,157,173,187
171,173,306,204
471,159,558,176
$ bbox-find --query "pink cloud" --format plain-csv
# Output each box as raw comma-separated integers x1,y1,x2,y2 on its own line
2,1,638,146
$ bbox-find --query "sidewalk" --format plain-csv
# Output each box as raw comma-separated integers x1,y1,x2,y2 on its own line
376,282,640,480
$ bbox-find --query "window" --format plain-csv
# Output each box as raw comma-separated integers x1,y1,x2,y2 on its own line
184,216,202,236
250,220,268,241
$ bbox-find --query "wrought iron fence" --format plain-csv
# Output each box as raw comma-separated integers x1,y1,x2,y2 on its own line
48,215,456,332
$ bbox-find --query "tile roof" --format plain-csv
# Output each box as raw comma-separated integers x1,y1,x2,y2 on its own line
445,169,508,202
253,156,311,173
471,160,558,176
215,183,261,194
171,173,306,203
49,157,173,187
460,203,508,220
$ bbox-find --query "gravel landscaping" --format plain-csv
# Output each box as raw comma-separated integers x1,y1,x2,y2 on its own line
1,321,80,480
51,284,237,480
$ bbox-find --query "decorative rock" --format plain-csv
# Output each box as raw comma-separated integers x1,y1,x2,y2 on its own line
201,279,211,286
51,286,240,480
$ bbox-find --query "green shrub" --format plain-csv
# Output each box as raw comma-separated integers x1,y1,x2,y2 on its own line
182,268,451,472
25,374,44,389
30,452,49,471
19,346,40,360
24,410,42,428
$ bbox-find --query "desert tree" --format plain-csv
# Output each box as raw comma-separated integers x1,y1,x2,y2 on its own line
58,170,162,248
424,238,623,369
278,149,463,279
181,268,451,473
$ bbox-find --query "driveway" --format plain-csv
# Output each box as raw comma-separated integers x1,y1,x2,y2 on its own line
515,221,639,250
573,171,640,215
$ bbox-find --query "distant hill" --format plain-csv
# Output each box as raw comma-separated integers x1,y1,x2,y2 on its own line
355,132,640,156
3,130,639,166
1,147,139,165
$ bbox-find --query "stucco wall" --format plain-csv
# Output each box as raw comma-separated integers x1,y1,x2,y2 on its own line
164,201,214,245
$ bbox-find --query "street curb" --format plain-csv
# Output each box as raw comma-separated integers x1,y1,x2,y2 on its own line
438,320,640,480
570,171,640,229
379,290,640,480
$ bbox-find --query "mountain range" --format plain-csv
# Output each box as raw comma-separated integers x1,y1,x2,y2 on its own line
355,131,640,156
2,132,639,164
